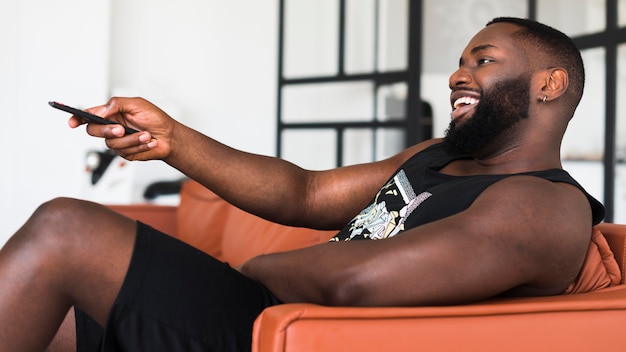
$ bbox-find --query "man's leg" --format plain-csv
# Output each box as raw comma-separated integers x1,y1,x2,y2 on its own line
0,197,137,351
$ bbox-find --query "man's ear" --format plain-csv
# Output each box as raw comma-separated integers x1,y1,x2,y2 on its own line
536,68,568,103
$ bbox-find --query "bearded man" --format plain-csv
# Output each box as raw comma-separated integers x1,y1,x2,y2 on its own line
0,17,606,351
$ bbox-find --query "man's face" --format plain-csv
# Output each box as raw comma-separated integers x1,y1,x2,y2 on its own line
443,73,531,156
443,23,532,156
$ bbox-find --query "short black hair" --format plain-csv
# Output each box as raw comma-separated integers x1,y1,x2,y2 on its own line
486,17,585,115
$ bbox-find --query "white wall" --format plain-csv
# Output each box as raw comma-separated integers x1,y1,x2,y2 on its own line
109,0,278,155
0,0,279,244
0,0,110,243
85,0,279,204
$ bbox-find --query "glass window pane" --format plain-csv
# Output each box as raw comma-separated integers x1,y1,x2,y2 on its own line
537,0,606,37
377,82,407,121
421,72,453,139
618,168,626,224
562,48,606,161
345,0,376,74
376,128,405,160
284,0,338,78
282,129,337,170
343,129,374,165
561,48,605,206
621,0,626,26
377,0,409,72
616,44,626,223
423,0,527,75
282,81,374,122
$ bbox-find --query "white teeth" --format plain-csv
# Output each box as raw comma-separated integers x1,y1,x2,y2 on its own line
453,96,479,110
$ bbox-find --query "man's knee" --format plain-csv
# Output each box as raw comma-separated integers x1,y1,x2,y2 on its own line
19,197,89,249
8,197,114,265
31,197,87,228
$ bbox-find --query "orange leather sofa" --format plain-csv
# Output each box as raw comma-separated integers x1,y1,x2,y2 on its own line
109,180,626,351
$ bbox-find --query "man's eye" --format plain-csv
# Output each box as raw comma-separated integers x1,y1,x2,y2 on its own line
478,58,494,65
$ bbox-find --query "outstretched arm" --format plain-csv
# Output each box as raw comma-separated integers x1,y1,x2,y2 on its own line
72,97,430,229
239,176,594,306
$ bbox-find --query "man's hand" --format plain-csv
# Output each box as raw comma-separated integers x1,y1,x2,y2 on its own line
69,97,178,162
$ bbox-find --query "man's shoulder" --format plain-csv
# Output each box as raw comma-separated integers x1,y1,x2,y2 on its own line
488,171,604,225
390,139,446,168
395,138,443,158
483,174,585,202
410,138,444,155
476,174,593,226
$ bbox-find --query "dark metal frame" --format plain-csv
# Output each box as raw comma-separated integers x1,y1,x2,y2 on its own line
276,0,424,167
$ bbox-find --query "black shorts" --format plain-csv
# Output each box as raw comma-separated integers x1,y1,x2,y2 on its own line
75,222,281,351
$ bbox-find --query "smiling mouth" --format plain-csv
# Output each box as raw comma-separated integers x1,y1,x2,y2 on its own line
453,96,480,111
451,96,480,121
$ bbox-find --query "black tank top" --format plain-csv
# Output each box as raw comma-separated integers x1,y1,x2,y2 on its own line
331,142,605,242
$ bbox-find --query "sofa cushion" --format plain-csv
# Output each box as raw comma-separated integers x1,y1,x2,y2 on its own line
176,180,232,259
597,222,626,283
221,206,336,267
175,180,336,266
563,227,621,294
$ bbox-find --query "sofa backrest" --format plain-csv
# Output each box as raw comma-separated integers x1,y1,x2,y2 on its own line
174,181,626,283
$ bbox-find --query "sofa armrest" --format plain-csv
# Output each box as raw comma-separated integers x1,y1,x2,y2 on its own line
107,204,178,236
252,287,626,352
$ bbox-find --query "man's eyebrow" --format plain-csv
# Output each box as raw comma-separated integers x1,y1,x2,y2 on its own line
458,44,498,66
471,44,497,55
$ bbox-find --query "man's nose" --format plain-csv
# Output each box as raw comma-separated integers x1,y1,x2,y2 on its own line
449,67,472,88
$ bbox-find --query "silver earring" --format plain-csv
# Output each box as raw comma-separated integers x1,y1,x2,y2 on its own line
543,96,547,103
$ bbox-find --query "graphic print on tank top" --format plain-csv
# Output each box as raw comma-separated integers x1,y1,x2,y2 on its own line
332,169,432,241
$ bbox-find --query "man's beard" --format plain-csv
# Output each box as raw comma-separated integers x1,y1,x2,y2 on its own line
443,75,531,157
